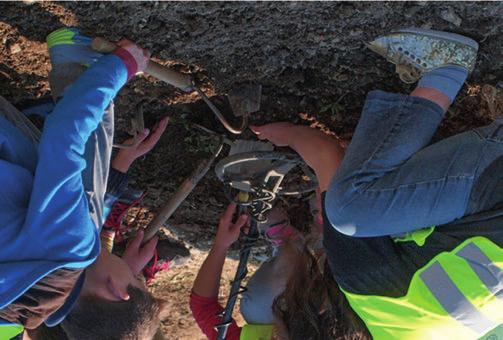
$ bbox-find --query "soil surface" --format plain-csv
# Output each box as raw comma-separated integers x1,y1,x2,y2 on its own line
1,2,502,339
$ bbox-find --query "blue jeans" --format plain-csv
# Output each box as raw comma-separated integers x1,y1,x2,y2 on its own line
326,90,503,237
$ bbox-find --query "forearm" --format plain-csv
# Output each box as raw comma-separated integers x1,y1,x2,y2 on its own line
192,244,228,298
111,152,135,173
288,125,345,191
44,55,127,151
21,55,128,262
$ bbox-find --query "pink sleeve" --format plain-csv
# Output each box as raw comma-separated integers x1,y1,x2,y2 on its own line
189,293,241,340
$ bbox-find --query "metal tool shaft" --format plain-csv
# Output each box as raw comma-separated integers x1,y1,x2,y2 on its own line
216,217,259,340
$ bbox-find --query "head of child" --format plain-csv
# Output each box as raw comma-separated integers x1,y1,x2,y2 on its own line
270,235,370,340
60,249,169,339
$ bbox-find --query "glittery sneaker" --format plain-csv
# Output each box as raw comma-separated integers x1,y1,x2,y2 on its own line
367,28,478,83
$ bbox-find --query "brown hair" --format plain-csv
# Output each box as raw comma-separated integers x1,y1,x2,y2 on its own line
33,285,168,340
272,239,371,340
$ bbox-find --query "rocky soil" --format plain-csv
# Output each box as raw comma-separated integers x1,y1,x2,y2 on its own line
1,2,502,338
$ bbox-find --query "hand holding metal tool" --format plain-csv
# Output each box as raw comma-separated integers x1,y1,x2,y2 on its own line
214,146,318,340
91,37,261,135
91,37,194,92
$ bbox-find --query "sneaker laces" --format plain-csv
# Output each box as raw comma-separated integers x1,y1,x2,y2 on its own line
396,63,422,84
390,48,423,83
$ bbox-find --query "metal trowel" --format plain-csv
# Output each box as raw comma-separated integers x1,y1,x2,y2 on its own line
196,82,262,134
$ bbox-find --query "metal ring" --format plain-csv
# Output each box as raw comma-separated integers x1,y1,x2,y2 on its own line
215,151,318,196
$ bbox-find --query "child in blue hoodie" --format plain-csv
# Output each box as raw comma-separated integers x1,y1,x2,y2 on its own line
0,28,169,339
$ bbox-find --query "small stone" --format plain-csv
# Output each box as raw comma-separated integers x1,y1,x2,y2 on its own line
439,8,462,27
421,22,434,30
10,43,21,54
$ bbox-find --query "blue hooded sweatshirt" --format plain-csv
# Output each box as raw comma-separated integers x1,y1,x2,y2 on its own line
0,54,127,309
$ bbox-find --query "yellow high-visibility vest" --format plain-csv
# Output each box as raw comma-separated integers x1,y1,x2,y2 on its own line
240,324,273,340
0,323,23,340
343,236,503,340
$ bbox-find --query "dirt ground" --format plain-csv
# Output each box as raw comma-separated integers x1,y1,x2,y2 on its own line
1,1,502,339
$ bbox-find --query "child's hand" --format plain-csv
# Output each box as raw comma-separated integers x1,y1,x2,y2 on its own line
112,116,169,172
214,203,248,250
250,122,295,147
115,39,151,73
122,230,158,275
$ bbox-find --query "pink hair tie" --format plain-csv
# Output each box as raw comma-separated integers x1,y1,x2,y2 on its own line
265,223,295,246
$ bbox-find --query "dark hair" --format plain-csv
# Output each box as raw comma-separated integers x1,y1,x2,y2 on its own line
51,285,166,340
272,240,371,340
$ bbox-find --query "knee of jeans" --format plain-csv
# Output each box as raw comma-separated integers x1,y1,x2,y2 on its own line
325,186,377,237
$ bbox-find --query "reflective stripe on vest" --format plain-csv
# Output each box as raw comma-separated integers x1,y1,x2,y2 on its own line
456,243,503,301
240,324,273,340
343,237,503,340
420,262,498,334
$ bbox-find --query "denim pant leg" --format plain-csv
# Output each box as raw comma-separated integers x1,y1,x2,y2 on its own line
465,119,503,214
49,63,114,231
326,90,503,237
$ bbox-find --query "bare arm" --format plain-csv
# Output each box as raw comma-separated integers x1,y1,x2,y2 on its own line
190,204,246,339
192,245,228,298
251,123,345,191
192,204,248,298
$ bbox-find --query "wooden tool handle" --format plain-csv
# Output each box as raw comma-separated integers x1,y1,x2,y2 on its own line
142,142,224,243
91,37,194,92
